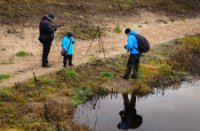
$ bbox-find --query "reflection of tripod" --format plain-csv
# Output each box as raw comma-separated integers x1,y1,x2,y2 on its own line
85,27,106,58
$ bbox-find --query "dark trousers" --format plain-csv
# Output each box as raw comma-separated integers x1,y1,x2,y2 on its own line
124,54,140,78
63,54,73,67
42,42,52,66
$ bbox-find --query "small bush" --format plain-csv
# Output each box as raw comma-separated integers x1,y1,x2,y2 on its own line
63,69,79,78
100,71,113,78
16,51,28,57
114,25,122,33
0,74,10,81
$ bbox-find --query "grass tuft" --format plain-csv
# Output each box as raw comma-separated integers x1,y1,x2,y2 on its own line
16,51,28,57
70,87,93,107
0,74,11,81
100,71,113,79
0,88,12,102
114,25,122,33
63,69,79,78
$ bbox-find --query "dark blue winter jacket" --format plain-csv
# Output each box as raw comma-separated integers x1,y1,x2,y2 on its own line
39,16,56,43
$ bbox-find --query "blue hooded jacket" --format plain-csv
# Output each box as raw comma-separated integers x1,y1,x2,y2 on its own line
61,36,75,55
125,30,140,54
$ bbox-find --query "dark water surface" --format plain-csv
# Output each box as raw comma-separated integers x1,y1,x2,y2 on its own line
73,80,200,131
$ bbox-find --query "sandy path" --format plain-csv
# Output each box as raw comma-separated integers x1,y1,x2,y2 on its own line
0,12,200,88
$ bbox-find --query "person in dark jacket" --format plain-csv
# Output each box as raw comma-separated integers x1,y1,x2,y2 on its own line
39,13,57,67
117,93,143,130
122,28,141,79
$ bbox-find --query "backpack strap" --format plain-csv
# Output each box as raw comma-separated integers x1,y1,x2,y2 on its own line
129,34,139,52
67,38,72,51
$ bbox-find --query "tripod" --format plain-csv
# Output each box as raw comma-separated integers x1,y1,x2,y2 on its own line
85,27,106,58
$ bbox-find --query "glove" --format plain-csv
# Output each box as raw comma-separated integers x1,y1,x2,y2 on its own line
124,45,127,49
54,27,57,32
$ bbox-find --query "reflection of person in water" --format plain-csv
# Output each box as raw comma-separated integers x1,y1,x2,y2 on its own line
117,93,143,130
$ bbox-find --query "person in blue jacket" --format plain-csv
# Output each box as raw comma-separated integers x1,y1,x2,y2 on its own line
61,32,75,67
122,28,141,79
117,93,143,130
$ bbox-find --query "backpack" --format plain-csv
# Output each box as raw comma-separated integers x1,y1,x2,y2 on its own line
133,34,150,53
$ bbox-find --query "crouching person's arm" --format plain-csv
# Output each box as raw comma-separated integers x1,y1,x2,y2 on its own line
124,36,134,50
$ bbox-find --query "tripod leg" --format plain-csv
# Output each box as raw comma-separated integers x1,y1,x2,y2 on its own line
85,29,99,56
98,28,106,58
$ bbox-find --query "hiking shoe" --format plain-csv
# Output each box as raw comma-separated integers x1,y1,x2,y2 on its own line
121,76,129,80
69,64,74,67
42,64,51,68
131,75,138,79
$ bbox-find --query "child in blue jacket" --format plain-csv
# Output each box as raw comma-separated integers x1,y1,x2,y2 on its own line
61,32,75,67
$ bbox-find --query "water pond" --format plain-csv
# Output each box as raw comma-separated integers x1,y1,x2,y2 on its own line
74,80,200,131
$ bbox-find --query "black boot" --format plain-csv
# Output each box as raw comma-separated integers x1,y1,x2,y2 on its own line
42,63,51,68
131,74,138,79
63,61,67,68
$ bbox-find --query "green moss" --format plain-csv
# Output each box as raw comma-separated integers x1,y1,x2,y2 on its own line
112,0,136,10
63,69,79,78
100,71,113,79
40,76,57,86
70,87,93,107
0,88,12,102
0,74,10,81
16,51,28,57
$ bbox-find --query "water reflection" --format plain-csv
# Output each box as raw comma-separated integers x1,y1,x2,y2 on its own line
74,80,200,131
117,93,143,130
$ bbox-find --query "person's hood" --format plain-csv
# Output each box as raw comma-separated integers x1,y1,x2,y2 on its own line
129,30,137,36
41,15,51,22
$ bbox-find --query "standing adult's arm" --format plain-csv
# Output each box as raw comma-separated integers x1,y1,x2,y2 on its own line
43,20,56,35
